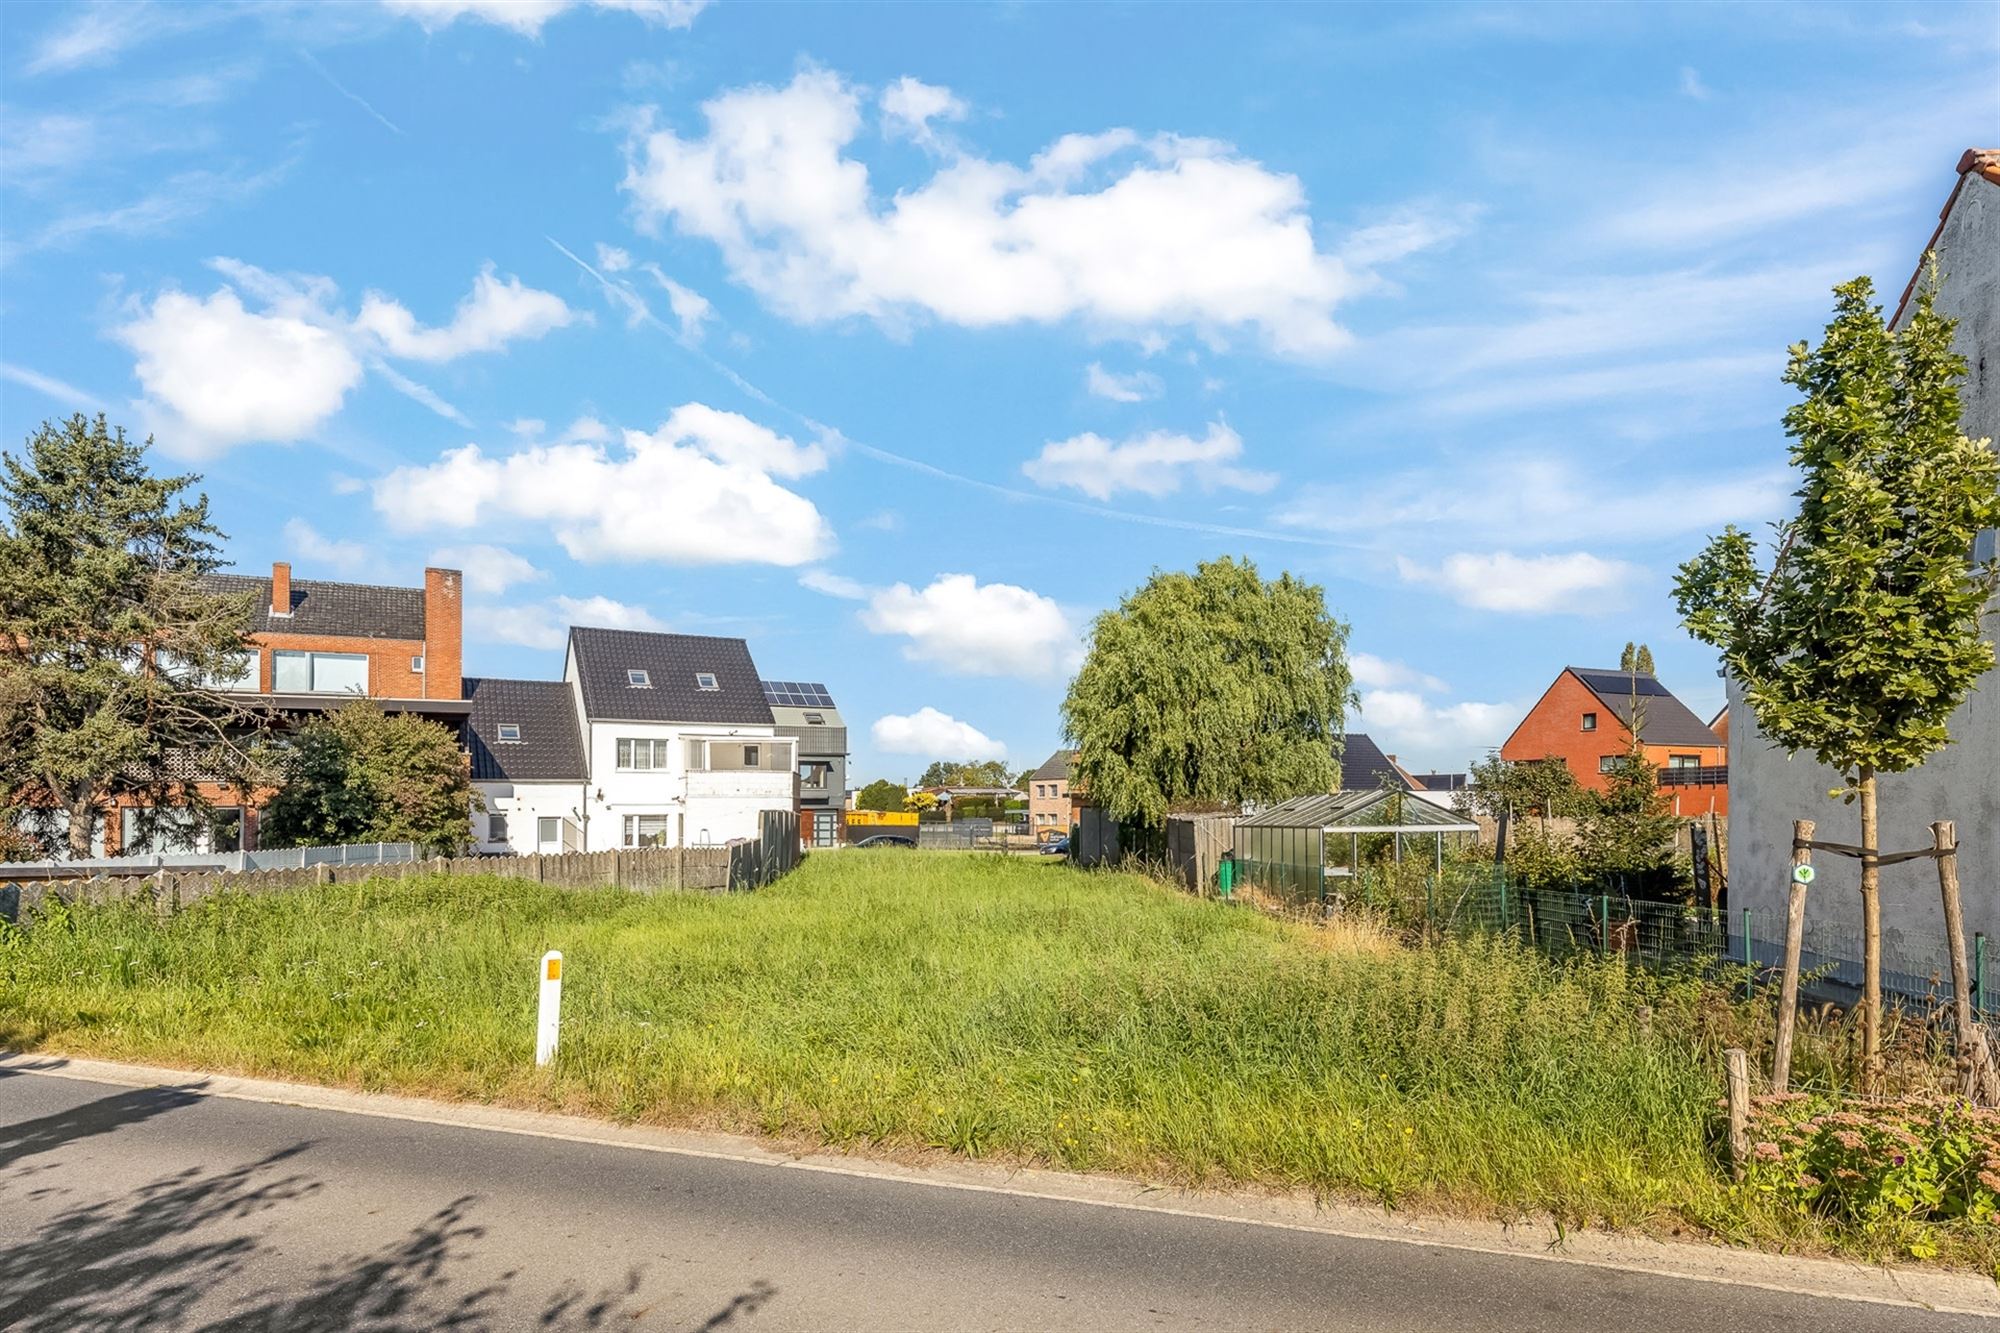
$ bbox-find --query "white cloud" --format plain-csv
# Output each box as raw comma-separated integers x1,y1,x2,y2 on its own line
381,0,708,36
281,519,379,578
1396,551,1636,614
112,260,577,452
1677,66,1713,101
641,264,714,341
879,76,966,150
1084,362,1162,403
1354,689,1518,770
23,2,210,75
1023,421,1273,502
799,568,868,600
466,592,666,650
860,573,1077,679
352,265,579,362
1275,453,1790,546
872,707,1006,760
428,544,546,595
0,362,110,414
1336,202,1479,271
619,69,1414,356
595,243,632,272
116,287,364,455
1349,652,1446,694
373,407,833,567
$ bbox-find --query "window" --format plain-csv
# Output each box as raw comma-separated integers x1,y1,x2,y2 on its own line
742,744,760,768
1581,712,1597,732
273,650,369,694
1599,755,1622,774
538,816,561,849
412,655,426,673
623,814,673,848
802,712,825,725
800,760,832,789
496,724,521,743
627,669,651,688
616,738,669,770
489,812,510,843
695,672,719,691
1668,754,1702,770
163,649,258,692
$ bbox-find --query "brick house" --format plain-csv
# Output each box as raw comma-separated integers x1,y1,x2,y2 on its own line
93,560,471,856
1499,666,1728,815
1027,749,1074,839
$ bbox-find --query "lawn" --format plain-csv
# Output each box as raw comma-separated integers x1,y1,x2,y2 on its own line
0,851,1985,1267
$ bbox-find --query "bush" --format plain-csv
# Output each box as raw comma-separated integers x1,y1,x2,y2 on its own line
1745,1094,2000,1253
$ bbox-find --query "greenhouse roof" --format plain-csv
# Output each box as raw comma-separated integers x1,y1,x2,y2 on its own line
1236,788,1479,834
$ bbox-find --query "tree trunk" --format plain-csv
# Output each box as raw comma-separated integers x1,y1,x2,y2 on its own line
66,789,96,861
1858,765,1882,1091
1772,818,1813,1093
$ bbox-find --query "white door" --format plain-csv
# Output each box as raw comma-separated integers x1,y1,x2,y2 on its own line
537,817,563,854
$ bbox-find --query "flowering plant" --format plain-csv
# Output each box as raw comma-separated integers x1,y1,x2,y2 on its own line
1743,1094,2000,1238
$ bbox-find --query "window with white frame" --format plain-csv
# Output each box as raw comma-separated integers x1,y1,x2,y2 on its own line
742,743,760,768
695,672,719,691
627,669,651,688
616,738,670,770
497,724,521,743
489,812,510,842
272,650,368,694
623,813,673,847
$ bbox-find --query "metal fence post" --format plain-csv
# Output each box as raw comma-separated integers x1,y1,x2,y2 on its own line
1978,932,1989,1018
1739,908,1753,968
1598,894,1609,956
1497,877,1509,934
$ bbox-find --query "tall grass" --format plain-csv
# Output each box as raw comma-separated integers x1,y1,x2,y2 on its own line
0,852,1985,1266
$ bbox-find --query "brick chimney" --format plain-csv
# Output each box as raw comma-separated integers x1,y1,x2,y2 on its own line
422,566,463,701
270,561,291,616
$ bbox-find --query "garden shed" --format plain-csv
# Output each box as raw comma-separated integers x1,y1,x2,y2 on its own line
1232,788,1480,909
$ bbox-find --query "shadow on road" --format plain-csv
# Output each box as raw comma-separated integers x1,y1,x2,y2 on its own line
0,1075,209,1169
2,1134,774,1330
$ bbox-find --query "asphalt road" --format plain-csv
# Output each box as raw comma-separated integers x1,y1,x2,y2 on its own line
0,1069,1988,1331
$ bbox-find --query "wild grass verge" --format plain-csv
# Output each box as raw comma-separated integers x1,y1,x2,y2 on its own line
2,851,1990,1271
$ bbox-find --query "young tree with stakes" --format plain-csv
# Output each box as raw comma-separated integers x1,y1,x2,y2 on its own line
0,416,272,859
1675,271,2000,1085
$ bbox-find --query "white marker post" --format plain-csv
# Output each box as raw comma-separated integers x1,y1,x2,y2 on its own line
536,950,563,1067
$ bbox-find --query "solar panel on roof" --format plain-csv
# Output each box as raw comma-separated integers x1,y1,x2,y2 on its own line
761,680,835,708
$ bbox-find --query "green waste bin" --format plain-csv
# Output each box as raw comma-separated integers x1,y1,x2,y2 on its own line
1218,853,1235,898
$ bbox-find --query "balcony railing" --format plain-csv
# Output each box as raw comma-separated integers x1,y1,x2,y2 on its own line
685,769,798,801
1659,764,1727,787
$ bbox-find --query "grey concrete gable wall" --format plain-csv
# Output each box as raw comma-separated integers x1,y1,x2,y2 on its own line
1729,170,2000,948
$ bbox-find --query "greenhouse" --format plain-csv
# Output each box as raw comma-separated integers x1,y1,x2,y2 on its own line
1230,788,1480,910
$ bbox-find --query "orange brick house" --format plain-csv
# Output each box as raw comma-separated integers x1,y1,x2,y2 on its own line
80,560,471,856
1499,666,1728,816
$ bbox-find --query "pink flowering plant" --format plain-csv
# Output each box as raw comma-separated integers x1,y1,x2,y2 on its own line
1743,1094,2000,1244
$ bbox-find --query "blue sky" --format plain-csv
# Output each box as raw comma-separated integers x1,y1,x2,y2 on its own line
3,1,1995,783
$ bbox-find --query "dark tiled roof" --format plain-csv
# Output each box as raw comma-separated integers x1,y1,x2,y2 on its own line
463,678,586,782
204,573,424,640
568,627,774,725
1030,749,1074,782
1569,668,1723,748
1338,733,1416,791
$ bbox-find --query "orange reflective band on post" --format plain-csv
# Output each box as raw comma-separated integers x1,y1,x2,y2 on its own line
546,958,561,981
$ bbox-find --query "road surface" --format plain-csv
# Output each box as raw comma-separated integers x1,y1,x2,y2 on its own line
0,1067,1988,1331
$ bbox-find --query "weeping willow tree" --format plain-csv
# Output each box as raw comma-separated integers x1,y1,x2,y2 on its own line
1061,557,1354,827
1675,271,2000,1082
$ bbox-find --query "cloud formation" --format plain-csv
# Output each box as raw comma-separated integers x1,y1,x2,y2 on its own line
114,259,578,453
620,69,1402,356
374,407,833,568
1023,421,1273,501
381,0,708,36
428,543,547,596
858,573,1077,679
872,707,1006,760
1084,362,1162,403
1395,550,1635,614
467,592,667,650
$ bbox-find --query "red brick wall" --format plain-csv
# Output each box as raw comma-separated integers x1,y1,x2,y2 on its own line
422,567,463,701
250,632,430,697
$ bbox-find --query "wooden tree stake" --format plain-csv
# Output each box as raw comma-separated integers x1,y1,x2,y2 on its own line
1934,821,2000,1105
1772,819,1813,1093
1725,1047,1752,1181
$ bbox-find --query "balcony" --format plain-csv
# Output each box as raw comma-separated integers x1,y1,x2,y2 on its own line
1659,764,1727,787
685,769,797,801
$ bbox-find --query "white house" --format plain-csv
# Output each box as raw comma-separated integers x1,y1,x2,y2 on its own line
465,629,800,854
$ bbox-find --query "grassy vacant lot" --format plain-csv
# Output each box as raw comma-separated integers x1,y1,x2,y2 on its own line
0,852,1981,1266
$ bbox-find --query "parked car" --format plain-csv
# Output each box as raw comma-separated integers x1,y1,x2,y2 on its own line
853,834,916,849
1040,835,1070,856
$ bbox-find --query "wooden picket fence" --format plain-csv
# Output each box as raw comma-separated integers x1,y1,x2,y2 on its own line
1,842,759,927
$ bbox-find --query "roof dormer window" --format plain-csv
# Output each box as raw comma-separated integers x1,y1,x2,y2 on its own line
497,724,521,743
695,672,719,691
627,669,652,688
803,712,825,725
